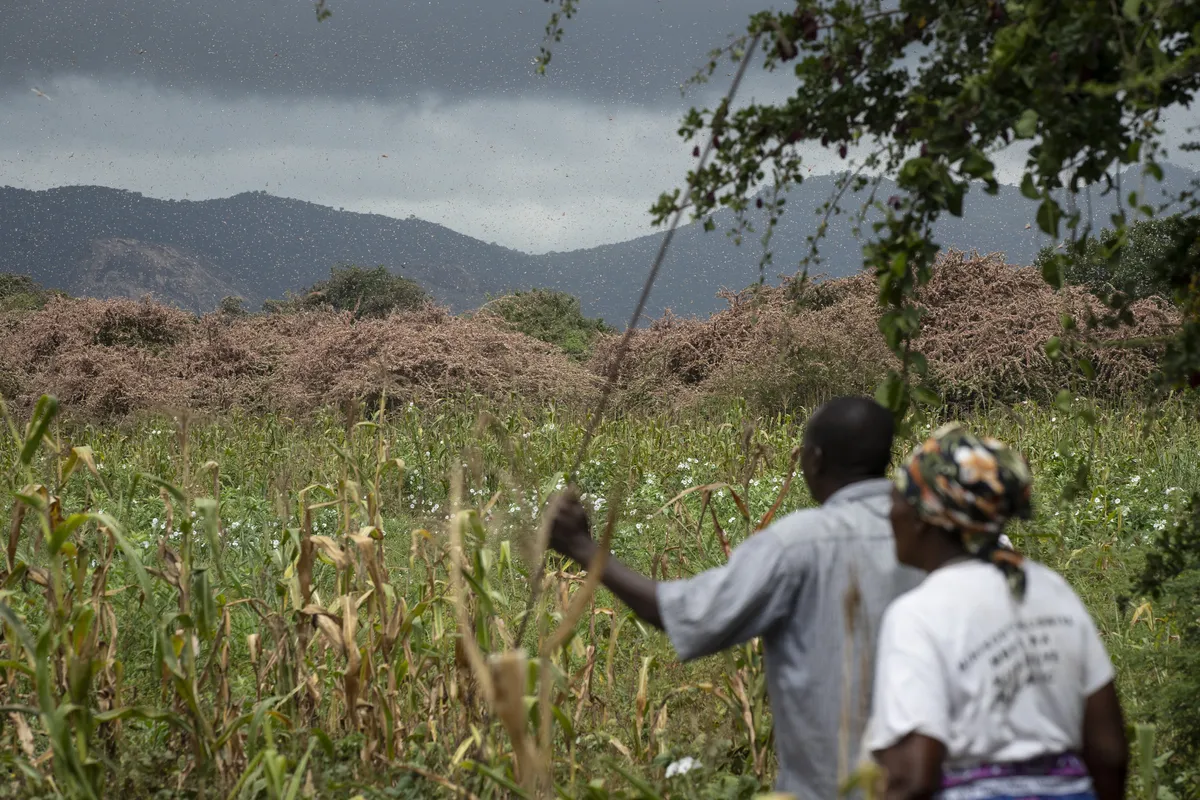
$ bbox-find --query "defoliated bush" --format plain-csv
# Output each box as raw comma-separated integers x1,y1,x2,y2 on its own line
596,252,1177,414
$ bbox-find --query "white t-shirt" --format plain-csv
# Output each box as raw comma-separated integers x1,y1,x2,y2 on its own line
864,559,1114,766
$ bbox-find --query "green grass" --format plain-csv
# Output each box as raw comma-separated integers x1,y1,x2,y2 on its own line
1,397,1198,798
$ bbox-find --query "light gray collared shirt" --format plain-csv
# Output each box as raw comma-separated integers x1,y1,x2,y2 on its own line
657,478,924,799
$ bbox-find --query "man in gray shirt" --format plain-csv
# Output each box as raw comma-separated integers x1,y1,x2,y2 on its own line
547,397,924,799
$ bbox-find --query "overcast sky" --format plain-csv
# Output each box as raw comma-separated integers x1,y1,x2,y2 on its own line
2,0,1196,253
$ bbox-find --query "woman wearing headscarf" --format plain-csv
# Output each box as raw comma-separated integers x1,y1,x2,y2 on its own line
864,424,1129,800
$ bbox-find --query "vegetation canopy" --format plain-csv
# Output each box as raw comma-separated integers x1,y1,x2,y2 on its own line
480,290,611,359
542,0,1200,419
263,264,429,319
0,274,60,313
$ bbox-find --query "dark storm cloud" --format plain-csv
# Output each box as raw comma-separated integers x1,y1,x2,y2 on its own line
3,0,1194,255
2,0,784,104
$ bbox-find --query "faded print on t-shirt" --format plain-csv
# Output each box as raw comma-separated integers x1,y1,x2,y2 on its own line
864,560,1115,767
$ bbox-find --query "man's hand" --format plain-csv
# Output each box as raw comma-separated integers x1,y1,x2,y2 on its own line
548,489,597,566
546,488,664,630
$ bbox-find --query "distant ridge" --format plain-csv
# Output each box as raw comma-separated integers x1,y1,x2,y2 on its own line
2,164,1195,322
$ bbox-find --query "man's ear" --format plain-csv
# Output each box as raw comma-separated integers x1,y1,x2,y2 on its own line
807,445,823,477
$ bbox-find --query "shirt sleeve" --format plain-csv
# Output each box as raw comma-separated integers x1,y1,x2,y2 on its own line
655,526,804,662
863,600,951,754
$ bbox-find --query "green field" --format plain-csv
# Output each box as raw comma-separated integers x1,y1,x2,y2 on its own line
1,396,1198,799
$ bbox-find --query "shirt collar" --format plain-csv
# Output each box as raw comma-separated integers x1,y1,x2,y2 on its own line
823,477,894,507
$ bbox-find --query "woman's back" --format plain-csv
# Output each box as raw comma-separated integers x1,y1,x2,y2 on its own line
867,559,1113,767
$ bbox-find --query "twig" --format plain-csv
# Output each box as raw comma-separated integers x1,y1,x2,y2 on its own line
514,32,764,646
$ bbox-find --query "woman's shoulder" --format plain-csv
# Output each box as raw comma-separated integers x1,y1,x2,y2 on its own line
1022,559,1090,606
883,563,991,621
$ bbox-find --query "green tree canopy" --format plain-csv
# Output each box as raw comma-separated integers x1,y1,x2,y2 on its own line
265,265,429,319
1037,216,1197,304
483,289,610,358
0,273,60,312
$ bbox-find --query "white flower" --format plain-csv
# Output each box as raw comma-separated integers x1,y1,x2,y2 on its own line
1129,475,1141,486
666,757,701,778
1154,520,1168,531
151,518,159,529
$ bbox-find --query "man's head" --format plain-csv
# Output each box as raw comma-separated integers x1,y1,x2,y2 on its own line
801,397,895,503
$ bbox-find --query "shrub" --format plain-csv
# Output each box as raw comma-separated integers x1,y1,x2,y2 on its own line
595,252,1177,413
1035,217,1193,303
92,299,192,349
0,295,597,419
480,289,610,358
0,273,60,312
266,265,429,319
218,295,248,316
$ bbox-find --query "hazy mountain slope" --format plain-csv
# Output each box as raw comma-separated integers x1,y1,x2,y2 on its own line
73,238,241,311
1,164,1193,321
537,165,1197,322
0,186,542,313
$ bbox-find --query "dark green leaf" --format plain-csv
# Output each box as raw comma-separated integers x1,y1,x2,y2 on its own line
48,513,89,557
1041,255,1064,289
1037,198,1062,237
1014,109,1038,139
1020,173,1040,201
1045,337,1063,360
19,395,58,467
138,474,187,506
0,601,37,659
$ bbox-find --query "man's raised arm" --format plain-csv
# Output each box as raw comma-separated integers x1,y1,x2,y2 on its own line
547,491,663,629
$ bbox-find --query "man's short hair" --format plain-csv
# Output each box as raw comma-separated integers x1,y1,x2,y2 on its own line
803,397,895,478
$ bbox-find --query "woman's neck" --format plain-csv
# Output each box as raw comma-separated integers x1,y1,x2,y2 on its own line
921,539,971,573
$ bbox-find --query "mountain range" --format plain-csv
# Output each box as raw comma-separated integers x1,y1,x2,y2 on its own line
2,164,1195,324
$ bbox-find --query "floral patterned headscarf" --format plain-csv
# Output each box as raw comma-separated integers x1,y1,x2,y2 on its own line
896,423,1033,599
